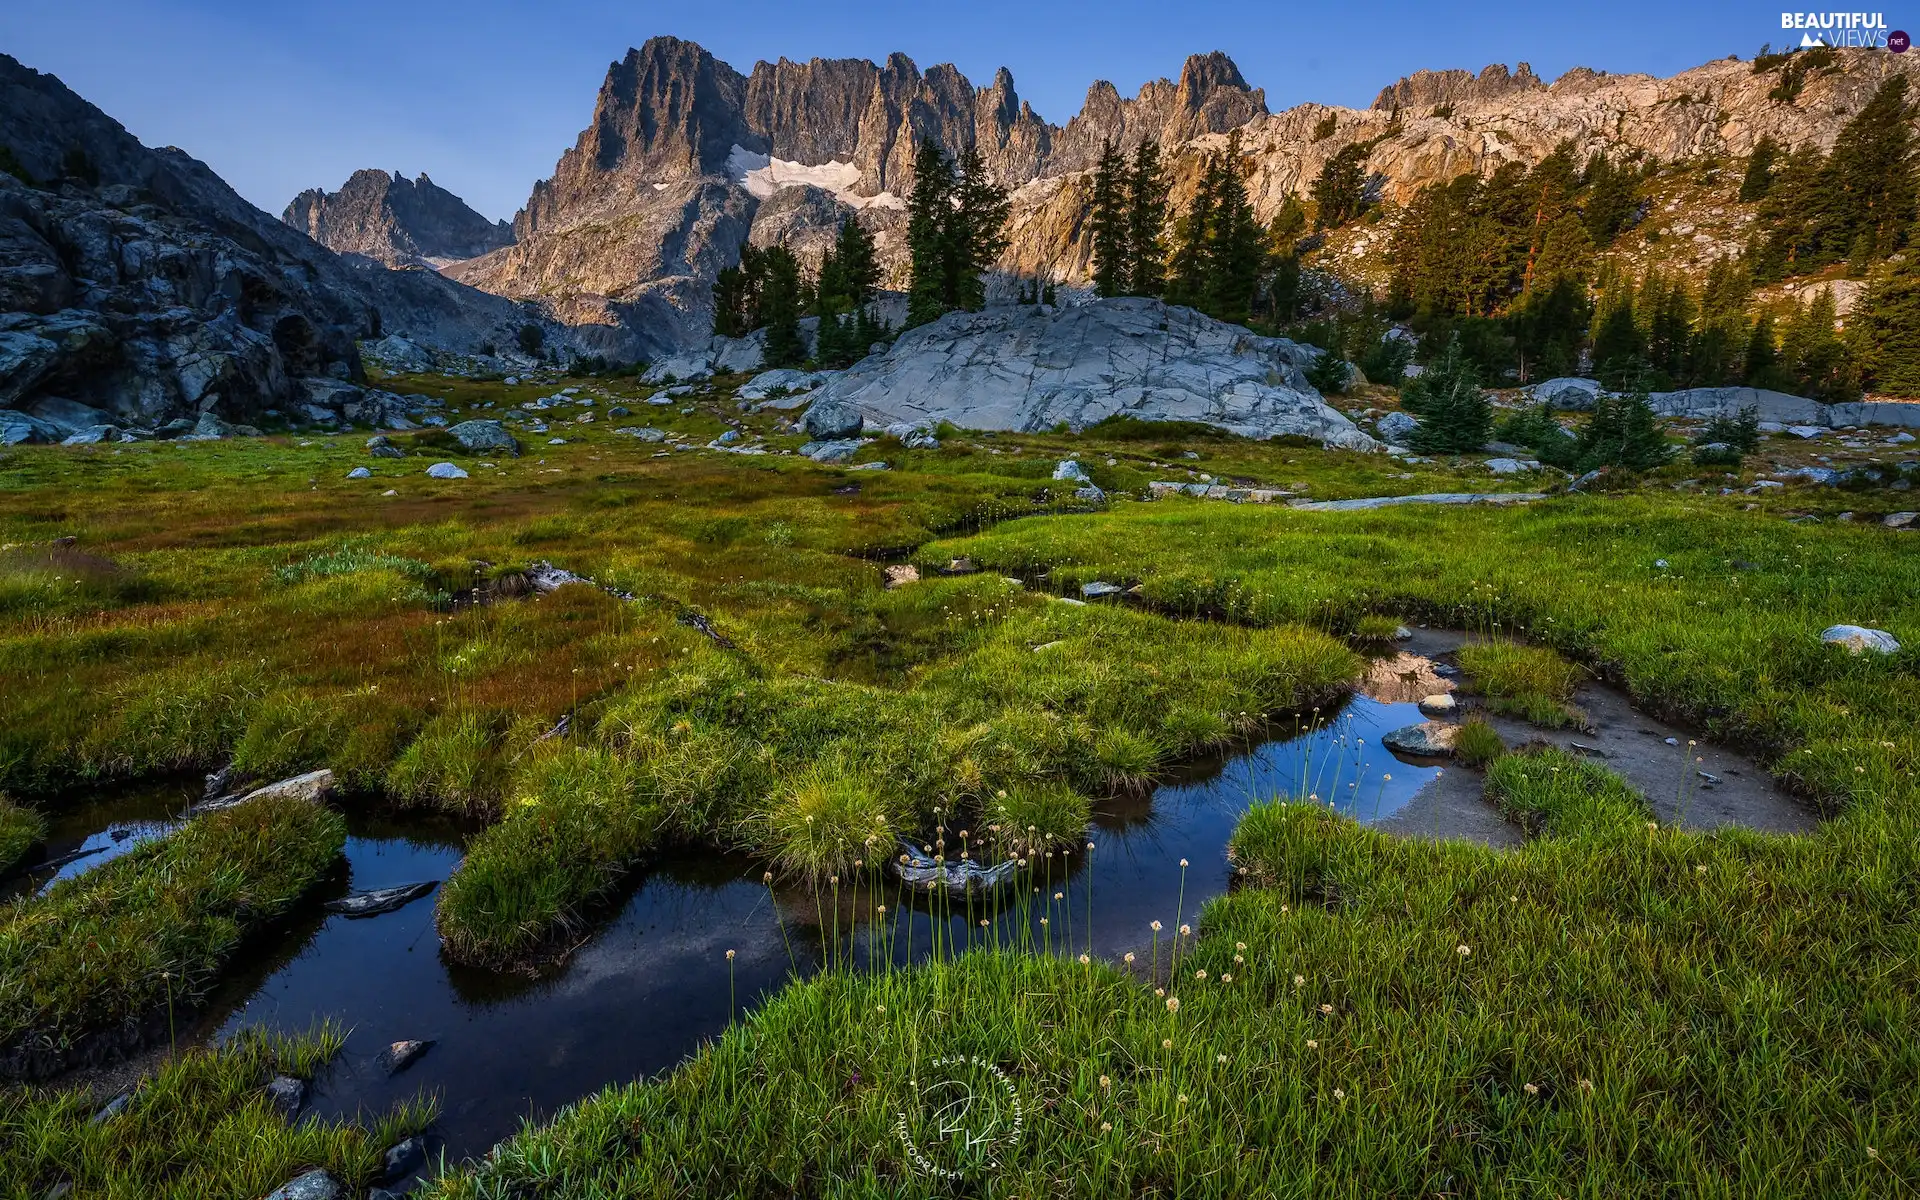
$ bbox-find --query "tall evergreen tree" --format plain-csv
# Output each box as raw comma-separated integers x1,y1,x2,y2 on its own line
1576,384,1671,472
1590,299,1647,388
1125,140,1169,297
1853,240,1920,396
1165,156,1218,310
1311,143,1369,229
1402,335,1493,454
1203,130,1265,324
711,244,765,337
906,137,956,328
758,246,805,368
944,144,1011,313
1089,139,1131,297
1739,134,1780,202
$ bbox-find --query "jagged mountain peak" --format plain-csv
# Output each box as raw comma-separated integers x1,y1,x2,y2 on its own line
282,169,511,269
1371,61,1547,111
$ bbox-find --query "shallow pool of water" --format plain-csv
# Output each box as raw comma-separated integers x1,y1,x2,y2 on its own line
37,693,1441,1160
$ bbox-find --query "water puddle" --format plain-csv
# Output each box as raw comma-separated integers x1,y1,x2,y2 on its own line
0,778,192,900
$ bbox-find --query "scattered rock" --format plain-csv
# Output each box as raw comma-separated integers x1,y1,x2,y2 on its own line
738,367,832,402
1382,722,1458,757
1884,512,1916,529
346,466,372,479
1484,457,1536,475
366,435,405,459
376,1039,433,1075
617,426,667,443
323,881,438,918
883,421,940,449
446,419,520,456
1375,410,1419,442
264,1169,343,1200
425,462,468,479
1080,581,1123,598
802,398,865,439
799,439,861,463
1417,694,1457,716
941,557,977,575
1820,625,1901,655
883,564,919,589
265,1075,307,1121
1052,459,1092,483
1532,377,1601,410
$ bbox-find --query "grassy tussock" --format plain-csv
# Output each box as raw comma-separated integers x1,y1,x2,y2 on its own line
1457,641,1586,728
0,794,45,875
1450,716,1506,767
0,796,344,1058
0,1025,434,1200
435,745,658,967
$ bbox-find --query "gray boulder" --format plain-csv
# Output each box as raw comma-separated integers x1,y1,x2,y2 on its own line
61,424,124,444
617,426,667,443
1485,457,1538,476
265,1075,307,1121
738,368,832,402
264,1170,342,1200
883,421,940,449
799,439,862,463
1820,625,1901,655
1383,722,1458,757
1052,459,1091,483
361,335,435,373
803,398,865,439
379,1136,429,1184
801,298,1377,449
0,408,63,444
426,461,468,479
446,419,519,456
366,435,405,458
346,466,372,479
1375,410,1419,443
1532,378,1602,410
27,395,120,435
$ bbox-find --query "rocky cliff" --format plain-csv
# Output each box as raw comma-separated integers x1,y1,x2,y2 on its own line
452,36,1267,340
453,38,1916,352
0,52,658,434
283,169,512,268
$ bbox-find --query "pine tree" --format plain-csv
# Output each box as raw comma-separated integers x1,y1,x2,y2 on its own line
1739,135,1779,202
1089,139,1131,297
758,246,805,369
943,144,1010,314
1576,382,1670,472
1311,143,1368,229
906,137,955,328
1125,140,1168,297
1165,156,1218,310
712,243,765,337
1203,130,1265,324
1403,336,1492,454
1590,299,1647,388
1853,242,1920,396
1779,287,1860,402
1581,152,1641,244
1822,77,1916,262
1742,313,1787,390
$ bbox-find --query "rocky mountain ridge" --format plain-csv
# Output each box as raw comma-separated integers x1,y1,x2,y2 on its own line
448,38,1918,350
284,169,512,268
0,51,658,438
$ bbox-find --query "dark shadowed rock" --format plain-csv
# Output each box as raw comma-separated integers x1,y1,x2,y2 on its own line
265,1074,306,1121
376,1039,433,1075
264,1169,342,1200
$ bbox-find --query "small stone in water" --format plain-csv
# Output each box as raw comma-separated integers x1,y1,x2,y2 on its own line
377,1039,433,1075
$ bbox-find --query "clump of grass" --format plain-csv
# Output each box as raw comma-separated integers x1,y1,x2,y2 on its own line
1485,746,1650,836
754,763,898,882
0,795,345,1071
269,543,435,587
1349,613,1405,646
989,782,1093,852
0,793,46,874
0,1023,435,1200
385,709,511,815
1456,641,1585,729
436,745,657,966
1451,716,1505,767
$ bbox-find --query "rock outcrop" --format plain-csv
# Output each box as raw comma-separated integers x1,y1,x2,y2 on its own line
0,52,650,431
283,170,513,268
799,297,1375,447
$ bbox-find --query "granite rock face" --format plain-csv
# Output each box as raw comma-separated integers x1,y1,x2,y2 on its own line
0,52,622,427
283,169,513,268
803,297,1376,447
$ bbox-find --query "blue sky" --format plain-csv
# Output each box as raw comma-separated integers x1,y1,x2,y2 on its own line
1,1,1795,222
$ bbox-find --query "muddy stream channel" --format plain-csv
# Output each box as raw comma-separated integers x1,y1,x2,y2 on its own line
4,630,1813,1165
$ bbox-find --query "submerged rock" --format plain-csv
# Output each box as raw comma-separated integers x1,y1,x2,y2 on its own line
893,840,1017,892
1080,581,1123,598
376,1039,433,1075
1820,625,1901,655
324,881,438,919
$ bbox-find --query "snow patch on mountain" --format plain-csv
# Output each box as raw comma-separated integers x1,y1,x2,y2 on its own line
725,145,905,210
